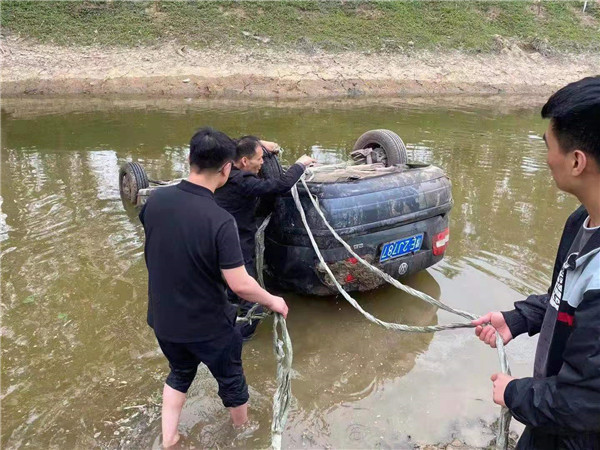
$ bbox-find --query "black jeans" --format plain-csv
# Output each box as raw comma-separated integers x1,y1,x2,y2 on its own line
228,259,265,339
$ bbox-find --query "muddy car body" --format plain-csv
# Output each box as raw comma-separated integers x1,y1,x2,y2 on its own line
263,163,451,295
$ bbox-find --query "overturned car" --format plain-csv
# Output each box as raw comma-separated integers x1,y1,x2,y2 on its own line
120,129,452,296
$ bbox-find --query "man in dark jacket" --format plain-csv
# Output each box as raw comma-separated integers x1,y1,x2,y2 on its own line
473,76,600,449
215,136,314,338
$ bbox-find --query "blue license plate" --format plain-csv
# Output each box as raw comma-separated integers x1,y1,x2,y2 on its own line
379,233,424,262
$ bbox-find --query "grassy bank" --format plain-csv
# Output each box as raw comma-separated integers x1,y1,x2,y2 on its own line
2,1,600,54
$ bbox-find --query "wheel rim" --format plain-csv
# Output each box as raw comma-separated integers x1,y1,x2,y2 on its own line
368,144,387,165
121,172,136,203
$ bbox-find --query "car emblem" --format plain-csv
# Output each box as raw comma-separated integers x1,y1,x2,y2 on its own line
398,262,409,275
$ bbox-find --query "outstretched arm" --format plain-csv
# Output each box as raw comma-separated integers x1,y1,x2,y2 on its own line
244,155,315,197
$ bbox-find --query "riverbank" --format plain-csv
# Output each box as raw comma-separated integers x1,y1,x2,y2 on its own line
3,1,599,98
3,36,600,98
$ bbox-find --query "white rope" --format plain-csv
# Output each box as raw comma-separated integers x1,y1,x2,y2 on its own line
236,215,272,325
270,314,293,450
299,177,476,320
248,214,293,450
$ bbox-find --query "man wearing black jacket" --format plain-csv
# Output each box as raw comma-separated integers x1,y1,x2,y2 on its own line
473,76,600,448
215,136,315,338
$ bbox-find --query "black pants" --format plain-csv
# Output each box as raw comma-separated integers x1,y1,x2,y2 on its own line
228,259,265,339
156,329,248,408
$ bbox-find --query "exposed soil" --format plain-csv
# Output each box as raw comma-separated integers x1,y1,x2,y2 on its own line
2,36,599,98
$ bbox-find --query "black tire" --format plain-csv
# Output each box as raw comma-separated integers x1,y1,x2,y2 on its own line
258,149,284,179
352,129,408,166
119,162,149,205
256,150,284,218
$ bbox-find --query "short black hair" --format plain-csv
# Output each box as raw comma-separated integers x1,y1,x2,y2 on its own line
189,127,236,172
235,135,261,162
542,76,600,165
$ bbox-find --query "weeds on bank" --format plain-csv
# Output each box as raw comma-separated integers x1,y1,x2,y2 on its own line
1,1,599,54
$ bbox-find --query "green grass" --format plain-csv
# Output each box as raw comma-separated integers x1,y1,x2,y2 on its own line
2,1,599,53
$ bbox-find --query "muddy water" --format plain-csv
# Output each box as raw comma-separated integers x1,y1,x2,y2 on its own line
1,98,579,449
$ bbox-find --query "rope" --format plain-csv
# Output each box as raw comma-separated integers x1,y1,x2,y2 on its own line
256,214,271,289
236,215,273,325
496,333,512,450
299,177,477,321
271,314,293,450
247,214,293,450
291,176,512,450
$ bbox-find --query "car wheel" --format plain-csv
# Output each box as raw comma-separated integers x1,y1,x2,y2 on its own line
352,129,408,166
119,162,149,205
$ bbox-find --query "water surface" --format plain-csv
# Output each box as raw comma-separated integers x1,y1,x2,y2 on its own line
1,97,579,448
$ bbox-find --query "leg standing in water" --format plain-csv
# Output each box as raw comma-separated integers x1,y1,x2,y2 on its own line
161,385,185,446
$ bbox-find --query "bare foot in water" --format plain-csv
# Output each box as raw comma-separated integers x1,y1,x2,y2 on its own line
162,433,180,449
232,420,259,443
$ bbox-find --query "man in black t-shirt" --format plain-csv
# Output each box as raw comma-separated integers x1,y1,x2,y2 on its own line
139,127,288,448
215,136,314,339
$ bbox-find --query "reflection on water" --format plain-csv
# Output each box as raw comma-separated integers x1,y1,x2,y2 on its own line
1,98,579,448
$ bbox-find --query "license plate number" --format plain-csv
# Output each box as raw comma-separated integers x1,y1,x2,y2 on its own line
379,234,423,262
